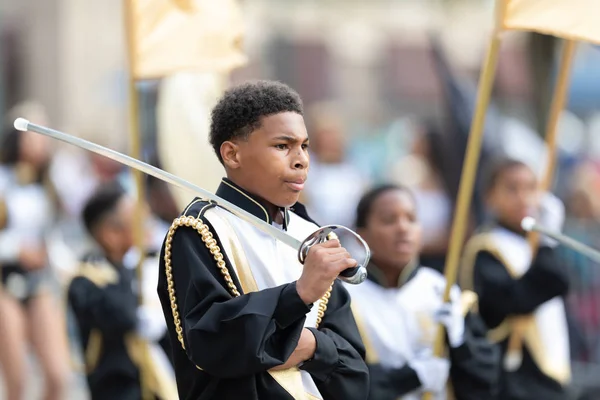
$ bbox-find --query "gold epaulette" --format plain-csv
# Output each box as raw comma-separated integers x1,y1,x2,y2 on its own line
164,215,239,351
459,232,507,291
75,261,118,288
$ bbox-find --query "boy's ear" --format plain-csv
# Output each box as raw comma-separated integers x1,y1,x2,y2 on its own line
221,141,241,169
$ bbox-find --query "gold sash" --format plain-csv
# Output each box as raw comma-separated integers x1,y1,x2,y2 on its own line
349,303,379,365
125,335,179,400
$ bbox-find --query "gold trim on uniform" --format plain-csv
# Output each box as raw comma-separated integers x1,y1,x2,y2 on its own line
164,214,332,352
163,215,240,352
222,180,270,222
350,303,379,364
85,329,103,374
460,232,571,384
76,262,119,288
73,262,115,375
204,207,327,400
124,333,179,400
164,211,331,399
73,258,178,398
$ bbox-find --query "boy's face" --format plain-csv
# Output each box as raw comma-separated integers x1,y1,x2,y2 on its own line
96,197,136,258
487,165,539,230
21,130,51,168
359,190,422,271
312,119,345,163
222,111,310,208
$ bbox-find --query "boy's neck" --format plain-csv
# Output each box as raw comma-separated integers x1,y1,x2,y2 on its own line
224,176,283,223
107,253,125,266
99,247,126,266
368,259,417,288
272,208,284,225
497,219,526,236
380,268,402,289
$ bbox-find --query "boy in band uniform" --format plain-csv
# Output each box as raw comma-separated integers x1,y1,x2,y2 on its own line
460,159,570,400
157,81,369,400
69,183,177,400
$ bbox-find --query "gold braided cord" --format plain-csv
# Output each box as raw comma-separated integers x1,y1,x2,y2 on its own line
164,215,331,352
316,284,332,327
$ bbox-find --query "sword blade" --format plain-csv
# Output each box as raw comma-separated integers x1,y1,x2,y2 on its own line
531,222,600,264
14,118,303,251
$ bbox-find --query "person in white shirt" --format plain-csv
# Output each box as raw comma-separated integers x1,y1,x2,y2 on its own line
301,102,369,228
345,184,500,400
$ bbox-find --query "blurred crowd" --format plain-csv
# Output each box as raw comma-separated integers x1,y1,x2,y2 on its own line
2,85,600,397
0,101,179,399
2,2,600,397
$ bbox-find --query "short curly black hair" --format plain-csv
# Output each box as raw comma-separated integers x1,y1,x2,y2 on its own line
355,184,415,229
483,157,530,195
82,182,126,235
209,80,304,164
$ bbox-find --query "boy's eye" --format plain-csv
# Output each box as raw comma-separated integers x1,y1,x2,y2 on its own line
275,144,288,150
302,143,309,150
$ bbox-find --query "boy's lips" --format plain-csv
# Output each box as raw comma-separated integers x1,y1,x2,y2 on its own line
284,179,306,191
394,239,414,252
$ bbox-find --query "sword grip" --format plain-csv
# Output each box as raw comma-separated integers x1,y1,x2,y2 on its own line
327,232,365,282
298,225,369,285
338,266,361,277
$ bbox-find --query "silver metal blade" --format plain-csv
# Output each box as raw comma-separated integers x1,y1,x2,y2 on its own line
14,118,303,251
532,222,600,264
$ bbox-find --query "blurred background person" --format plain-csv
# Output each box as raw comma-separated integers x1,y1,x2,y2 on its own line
346,184,499,400
302,101,370,227
68,183,175,400
0,115,70,399
460,159,570,400
389,119,464,273
2,0,600,397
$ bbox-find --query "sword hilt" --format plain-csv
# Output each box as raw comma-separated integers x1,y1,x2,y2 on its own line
298,225,369,285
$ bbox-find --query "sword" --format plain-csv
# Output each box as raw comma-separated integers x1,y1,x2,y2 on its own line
14,118,368,284
521,216,600,264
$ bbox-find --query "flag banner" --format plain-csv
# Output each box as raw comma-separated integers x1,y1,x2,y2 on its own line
501,0,600,44
157,72,226,209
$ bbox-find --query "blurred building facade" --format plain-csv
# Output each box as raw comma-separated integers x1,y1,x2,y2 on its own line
1,0,514,140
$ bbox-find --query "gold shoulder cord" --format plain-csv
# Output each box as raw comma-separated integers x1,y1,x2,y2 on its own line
164,215,331,351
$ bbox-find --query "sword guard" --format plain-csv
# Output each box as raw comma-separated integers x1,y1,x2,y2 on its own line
298,225,369,285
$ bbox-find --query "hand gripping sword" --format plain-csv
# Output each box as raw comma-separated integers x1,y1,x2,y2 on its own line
14,118,369,284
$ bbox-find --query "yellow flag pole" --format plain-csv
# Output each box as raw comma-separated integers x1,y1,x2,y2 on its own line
422,2,506,399
123,1,152,399
505,38,577,370
537,40,576,193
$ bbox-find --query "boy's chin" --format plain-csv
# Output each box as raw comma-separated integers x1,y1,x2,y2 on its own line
505,219,525,232
273,193,301,209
